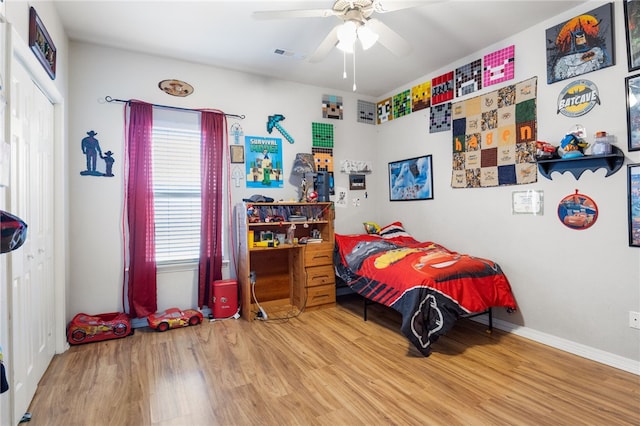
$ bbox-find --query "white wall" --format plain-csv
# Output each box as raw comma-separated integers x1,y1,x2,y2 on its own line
373,1,640,367
67,41,377,316
66,2,639,370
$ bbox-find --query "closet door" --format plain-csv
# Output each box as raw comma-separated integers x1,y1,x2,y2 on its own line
9,57,55,425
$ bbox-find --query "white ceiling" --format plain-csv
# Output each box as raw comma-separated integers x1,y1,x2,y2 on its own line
53,0,588,97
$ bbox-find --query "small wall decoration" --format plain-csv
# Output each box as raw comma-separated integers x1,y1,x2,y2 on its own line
411,81,431,112
158,79,193,97
556,79,600,117
340,159,372,174
455,59,482,97
230,145,244,163
377,97,393,124
312,147,333,173
388,155,433,201
624,0,640,72
451,77,538,188
557,189,598,230
429,102,451,133
266,114,294,144
229,122,244,144
322,95,343,120
349,174,366,190
512,190,544,215
431,71,454,105
392,90,411,118
625,73,640,151
28,7,56,80
245,135,283,188
484,45,515,87
545,3,614,84
80,130,115,177
312,122,333,147
357,100,376,124
628,163,640,246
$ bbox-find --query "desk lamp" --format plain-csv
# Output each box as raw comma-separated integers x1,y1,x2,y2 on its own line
292,153,315,202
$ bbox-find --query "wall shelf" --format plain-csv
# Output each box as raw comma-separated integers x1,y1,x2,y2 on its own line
537,145,625,180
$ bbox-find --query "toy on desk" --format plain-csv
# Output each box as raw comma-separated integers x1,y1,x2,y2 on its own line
147,307,203,332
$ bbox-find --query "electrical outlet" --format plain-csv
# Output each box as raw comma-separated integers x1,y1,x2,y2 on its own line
629,311,640,330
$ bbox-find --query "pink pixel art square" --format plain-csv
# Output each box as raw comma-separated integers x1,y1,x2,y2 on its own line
483,45,515,87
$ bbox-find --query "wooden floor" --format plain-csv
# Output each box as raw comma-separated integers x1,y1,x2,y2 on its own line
26,295,639,426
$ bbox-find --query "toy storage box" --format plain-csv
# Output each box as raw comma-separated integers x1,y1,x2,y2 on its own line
210,279,238,319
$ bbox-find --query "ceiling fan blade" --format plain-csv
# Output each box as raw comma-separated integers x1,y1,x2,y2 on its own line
308,26,340,63
252,8,337,20
372,0,438,13
367,18,412,56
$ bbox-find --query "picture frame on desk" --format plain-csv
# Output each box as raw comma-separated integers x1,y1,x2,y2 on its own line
29,7,56,80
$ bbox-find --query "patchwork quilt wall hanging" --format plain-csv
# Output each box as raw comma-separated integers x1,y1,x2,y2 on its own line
451,76,538,188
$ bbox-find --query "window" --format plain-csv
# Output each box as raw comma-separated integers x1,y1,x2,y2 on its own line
152,108,201,263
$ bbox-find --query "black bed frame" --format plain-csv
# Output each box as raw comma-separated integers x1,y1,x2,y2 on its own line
336,280,494,332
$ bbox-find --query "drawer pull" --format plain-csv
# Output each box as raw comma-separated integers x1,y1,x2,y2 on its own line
312,274,329,279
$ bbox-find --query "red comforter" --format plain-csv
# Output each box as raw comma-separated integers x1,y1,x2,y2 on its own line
334,233,517,355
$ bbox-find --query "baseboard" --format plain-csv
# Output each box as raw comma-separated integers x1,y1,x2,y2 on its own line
471,316,640,376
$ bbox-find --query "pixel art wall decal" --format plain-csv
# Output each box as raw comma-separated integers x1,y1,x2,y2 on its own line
357,100,376,124
483,45,515,87
377,97,393,124
411,81,431,112
431,71,454,105
456,59,482,97
429,103,452,133
393,90,411,118
312,147,333,172
322,94,343,120
266,114,294,144
312,122,334,148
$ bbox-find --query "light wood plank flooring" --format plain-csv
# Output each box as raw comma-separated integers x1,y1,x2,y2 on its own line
25,295,639,425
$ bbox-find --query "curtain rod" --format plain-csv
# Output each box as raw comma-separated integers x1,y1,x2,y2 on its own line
104,96,245,119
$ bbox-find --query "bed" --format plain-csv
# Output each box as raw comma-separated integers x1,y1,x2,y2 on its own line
334,222,517,356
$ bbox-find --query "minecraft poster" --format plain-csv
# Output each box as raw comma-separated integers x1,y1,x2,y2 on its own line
245,135,283,188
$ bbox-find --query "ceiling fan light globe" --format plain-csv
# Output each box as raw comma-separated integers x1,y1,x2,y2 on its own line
336,40,354,53
357,25,378,50
337,21,358,44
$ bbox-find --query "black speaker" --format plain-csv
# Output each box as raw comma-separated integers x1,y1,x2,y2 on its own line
314,171,330,202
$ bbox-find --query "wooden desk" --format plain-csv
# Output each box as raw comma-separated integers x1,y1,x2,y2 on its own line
235,202,335,321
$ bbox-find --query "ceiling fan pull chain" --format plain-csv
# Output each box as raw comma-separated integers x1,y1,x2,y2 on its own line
343,50,347,79
352,49,357,91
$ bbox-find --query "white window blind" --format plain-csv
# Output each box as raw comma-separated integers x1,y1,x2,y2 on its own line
152,108,201,263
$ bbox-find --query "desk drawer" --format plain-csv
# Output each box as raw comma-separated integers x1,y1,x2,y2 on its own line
306,283,336,307
305,244,334,267
306,264,335,287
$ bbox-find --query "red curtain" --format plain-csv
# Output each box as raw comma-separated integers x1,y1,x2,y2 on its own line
124,101,157,318
198,111,226,308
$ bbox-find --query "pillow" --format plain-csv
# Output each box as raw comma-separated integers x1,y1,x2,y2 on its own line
379,221,411,239
362,222,380,234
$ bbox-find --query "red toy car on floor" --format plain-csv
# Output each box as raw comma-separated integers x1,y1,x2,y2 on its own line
67,312,132,345
147,308,203,332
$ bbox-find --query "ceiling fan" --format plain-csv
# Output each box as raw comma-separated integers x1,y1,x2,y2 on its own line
252,0,427,63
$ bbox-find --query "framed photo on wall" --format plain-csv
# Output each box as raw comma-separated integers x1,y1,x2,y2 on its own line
625,0,640,72
545,3,614,84
625,74,640,151
230,145,244,163
388,155,433,201
628,163,640,247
